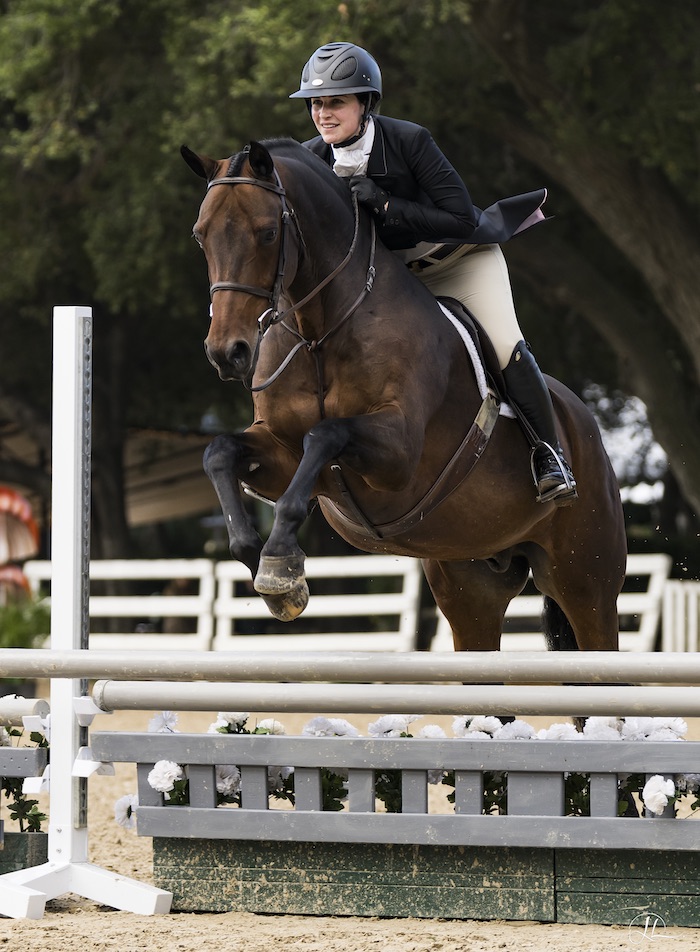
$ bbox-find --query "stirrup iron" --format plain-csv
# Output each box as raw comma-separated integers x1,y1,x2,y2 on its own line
530,441,578,505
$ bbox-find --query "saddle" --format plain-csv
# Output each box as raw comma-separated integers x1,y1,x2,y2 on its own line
436,296,509,405
438,295,549,450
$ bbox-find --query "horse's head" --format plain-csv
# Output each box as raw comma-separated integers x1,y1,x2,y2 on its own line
182,141,300,381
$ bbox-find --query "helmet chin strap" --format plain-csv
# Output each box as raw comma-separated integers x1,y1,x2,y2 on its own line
334,111,370,149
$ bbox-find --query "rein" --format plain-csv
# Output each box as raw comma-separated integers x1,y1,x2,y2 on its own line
206,171,375,395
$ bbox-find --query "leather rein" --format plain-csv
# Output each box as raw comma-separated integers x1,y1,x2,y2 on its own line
206,171,376,398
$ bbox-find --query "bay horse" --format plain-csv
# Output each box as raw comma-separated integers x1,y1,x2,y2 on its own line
181,138,626,652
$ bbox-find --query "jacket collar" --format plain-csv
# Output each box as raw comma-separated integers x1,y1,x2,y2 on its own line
366,116,388,177
308,116,388,176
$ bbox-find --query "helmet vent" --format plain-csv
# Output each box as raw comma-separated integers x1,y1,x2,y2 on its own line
331,56,358,81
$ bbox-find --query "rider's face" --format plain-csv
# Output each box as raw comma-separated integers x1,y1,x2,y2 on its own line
310,95,364,145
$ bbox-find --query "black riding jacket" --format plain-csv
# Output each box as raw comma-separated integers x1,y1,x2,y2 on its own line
304,114,547,251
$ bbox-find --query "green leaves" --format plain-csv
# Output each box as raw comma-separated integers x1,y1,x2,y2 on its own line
0,598,50,650
2,777,47,832
1,726,48,832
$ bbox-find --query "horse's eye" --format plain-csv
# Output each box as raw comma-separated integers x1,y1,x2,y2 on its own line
260,228,278,246
192,232,203,249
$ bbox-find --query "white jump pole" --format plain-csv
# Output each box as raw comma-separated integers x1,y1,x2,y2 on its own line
0,306,171,918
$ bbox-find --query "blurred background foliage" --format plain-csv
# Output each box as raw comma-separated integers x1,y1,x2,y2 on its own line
1,0,699,571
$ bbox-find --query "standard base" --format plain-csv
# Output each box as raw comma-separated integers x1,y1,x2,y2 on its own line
0,860,172,920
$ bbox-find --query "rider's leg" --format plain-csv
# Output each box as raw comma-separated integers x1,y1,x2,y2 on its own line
414,243,577,505
502,341,577,504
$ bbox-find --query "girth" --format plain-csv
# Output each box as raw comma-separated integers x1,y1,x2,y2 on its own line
322,391,500,541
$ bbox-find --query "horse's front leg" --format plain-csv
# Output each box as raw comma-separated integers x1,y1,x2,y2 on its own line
204,434,265,575
204,430,309,622
254,412,415,598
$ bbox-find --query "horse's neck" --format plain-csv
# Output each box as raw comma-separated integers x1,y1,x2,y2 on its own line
288,239,362,342
279,157,379,343
288,296,325,342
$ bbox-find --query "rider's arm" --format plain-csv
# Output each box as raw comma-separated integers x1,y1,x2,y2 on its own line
380,123,478,244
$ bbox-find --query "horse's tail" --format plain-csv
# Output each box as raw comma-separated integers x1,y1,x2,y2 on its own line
542,595,578,651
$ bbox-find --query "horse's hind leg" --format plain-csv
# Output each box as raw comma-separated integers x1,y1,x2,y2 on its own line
528,532,625,651
422,556,530,650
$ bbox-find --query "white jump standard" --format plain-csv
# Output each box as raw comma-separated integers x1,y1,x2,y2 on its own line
0,306,172,919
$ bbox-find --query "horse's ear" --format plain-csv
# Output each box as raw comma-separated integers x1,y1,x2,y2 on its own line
247,141,275,180
181,145,218,181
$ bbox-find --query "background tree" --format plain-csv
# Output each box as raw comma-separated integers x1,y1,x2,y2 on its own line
0,0,698,566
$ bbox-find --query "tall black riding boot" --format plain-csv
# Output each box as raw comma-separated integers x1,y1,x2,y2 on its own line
502,341,578,506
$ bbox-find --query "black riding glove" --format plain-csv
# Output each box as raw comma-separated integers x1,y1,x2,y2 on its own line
349,176,389,221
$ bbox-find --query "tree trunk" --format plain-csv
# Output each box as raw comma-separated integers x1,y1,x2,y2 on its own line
469,0,700,513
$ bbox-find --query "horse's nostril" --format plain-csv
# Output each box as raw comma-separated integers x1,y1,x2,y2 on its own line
226,340,251,368
204,338,252,379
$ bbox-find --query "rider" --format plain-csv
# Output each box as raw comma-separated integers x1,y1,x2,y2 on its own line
290,42,577,506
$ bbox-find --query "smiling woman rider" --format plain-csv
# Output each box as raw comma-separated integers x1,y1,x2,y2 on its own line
290,41,577,507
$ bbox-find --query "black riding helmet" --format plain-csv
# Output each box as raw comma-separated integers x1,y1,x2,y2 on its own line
290,42,382,145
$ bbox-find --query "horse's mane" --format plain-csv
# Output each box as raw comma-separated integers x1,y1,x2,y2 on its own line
226,137,348,199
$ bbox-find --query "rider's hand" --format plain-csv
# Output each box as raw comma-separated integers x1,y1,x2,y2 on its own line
349,176,389,221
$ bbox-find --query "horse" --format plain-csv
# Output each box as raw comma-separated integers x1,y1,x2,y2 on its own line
181,137,627,653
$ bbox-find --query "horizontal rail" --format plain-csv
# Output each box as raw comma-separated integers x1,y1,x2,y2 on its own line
0,696,49,725
93,732,700,773
2,648,700,683
91,680,700,716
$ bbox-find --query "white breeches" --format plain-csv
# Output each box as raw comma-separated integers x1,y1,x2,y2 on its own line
412,243,523,369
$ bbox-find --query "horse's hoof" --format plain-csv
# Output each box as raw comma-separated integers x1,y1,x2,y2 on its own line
254,554,306,594
255,555,309,621
260,586,309,622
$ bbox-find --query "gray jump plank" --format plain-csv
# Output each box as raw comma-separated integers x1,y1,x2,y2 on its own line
135,808,700,850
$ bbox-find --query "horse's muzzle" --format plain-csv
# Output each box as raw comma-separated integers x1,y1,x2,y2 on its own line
204,338,253,381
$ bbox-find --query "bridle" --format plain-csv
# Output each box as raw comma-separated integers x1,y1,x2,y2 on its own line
206,165,375,393
207,171,294,337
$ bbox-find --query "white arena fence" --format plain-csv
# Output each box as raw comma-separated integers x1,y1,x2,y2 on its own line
663,579,700,652
23,551,673,653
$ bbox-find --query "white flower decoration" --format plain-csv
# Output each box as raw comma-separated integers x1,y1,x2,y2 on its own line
215,765,241,797
302,717,360,737
147,711,179,733
494,719,535,740
147,760,183,796
268,765,294,793
452,715,502,737
582,717,622,741
208,712,250,733
642,775,675,815
645,728,683,743
368,714,421,737
537,723,582,741
114,793,138,830
620,717,657,741
419,724,446,740
255,718,286,735
641,717,687,742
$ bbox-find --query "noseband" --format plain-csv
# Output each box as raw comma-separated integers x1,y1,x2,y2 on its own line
206,165,373,392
